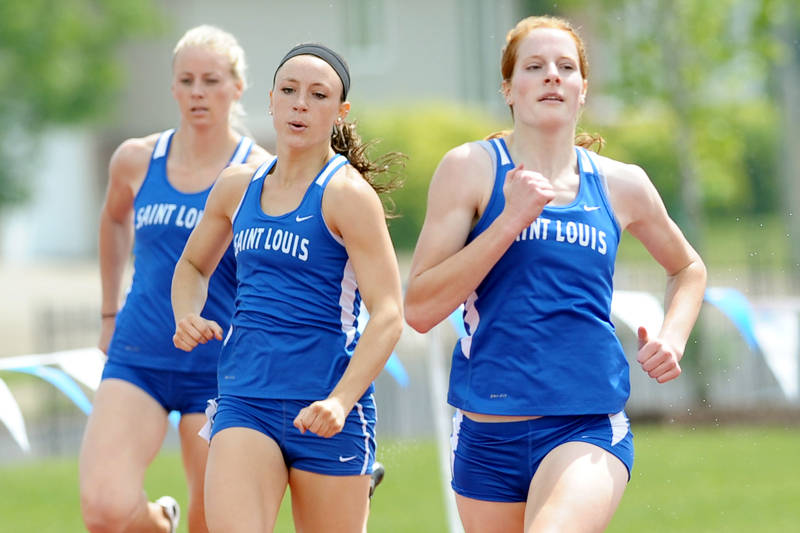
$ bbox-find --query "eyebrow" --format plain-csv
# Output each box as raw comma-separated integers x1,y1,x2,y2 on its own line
521,54,578,62
278,77,333,89
177,70,223,76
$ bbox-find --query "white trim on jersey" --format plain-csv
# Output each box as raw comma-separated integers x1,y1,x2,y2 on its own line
459,291,480,359
580,147,612,199
577,146,593,175
477,140,498,170
231,158,276,224
230,137,254,165
153,129,175,159
314,154,348,186
492,138,511,166
338,259,359,348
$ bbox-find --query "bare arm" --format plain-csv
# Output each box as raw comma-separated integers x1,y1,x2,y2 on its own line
608,160,707,383
171,165,251,351
97,137,154,353
404,143,555,332
293,167,404,438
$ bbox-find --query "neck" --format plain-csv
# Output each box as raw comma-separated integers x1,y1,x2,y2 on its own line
274,141,335,187
506,124,577,179
173,120,239,165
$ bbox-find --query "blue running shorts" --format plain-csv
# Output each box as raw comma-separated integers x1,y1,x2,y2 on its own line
451,410,634,502
101,359,216,415
208,394,377,476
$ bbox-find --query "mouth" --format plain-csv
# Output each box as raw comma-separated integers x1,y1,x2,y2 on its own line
537,94,564,102
288,120,307,131
190,106,209,113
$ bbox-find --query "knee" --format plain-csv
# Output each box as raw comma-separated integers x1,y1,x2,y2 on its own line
80,488,137,533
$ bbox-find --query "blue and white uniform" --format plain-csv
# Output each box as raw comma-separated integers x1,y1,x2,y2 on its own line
209,155,376,476
104,129,254,413
450,138,634,501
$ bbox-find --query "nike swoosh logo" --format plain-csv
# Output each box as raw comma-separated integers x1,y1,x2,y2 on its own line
339,455,357,462
295,214,314,222
583,205,601,212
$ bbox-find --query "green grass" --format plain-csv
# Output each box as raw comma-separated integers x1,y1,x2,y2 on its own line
1,425,799,532
609,424,800,533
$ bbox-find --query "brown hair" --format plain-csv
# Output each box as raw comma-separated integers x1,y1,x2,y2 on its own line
490,15,604,150
331,121,405,215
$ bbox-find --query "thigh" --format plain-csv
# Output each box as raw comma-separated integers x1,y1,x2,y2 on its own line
455,494,525,533
179,413,209,493
79,378,168,497
205,427,288,533
289,468,370,533
525,441,629,533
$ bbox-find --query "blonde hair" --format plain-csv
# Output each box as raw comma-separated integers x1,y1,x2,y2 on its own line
172,25,248,126
491,15,604,150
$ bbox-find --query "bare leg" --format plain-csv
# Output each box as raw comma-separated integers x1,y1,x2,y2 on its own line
455,494,525,533
204,427,288,533
524,442,628,533
79,379,171,533
289,469,370,533
178,413,210,532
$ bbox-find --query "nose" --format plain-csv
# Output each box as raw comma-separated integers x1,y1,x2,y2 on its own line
291,89,310,112
191,81,205,97
543,63,561,85
293,94,308,111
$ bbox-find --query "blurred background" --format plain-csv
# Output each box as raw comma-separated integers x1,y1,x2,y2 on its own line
1,0,799,531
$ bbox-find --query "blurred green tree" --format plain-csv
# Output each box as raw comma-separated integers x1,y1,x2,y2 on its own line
0,0,163,211
563,0,798,256
354,103,506,251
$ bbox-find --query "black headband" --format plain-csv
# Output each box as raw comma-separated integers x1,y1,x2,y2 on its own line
273,43,350,99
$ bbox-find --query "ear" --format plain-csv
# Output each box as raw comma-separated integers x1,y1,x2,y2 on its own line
268,90,274,116
338,100,351,122
501,80,512,106
580,80,588,105
233,77,244,101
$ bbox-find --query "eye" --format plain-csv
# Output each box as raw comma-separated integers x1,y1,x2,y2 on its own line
313,92,327,99
180,78,192,85
525,64,542,71
281,87,294,94
205,78,220,84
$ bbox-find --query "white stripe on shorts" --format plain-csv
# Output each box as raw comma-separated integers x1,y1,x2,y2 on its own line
355,399,370,475
450,409,464,477
608,410,630,446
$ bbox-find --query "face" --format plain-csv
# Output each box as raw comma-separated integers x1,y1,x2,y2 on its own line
269,55,350,149
171,45,243,126
502,28,587,130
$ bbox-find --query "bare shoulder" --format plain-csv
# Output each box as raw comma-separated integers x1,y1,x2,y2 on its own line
592,152,663,229
428,141,494,212
591,153,650,188
213,161,262,200
325,164,379,205
108,133,160,183
435,141,493,186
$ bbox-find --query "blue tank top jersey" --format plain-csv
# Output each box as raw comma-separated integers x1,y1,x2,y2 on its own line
218,154,373,400
448,138,629,416
108,129,254,372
